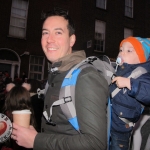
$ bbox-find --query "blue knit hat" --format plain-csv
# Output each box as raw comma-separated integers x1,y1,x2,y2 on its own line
120,37,150,62
136,37,150,61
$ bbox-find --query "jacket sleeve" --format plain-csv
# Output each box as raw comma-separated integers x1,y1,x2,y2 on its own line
34,68,109,150
128,72,150,105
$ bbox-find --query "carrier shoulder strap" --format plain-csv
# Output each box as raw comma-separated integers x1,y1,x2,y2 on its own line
111,66,148,98
144,133,150,150
43,56,115,132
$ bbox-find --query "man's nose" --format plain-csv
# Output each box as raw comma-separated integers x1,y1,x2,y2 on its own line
47,34,55,43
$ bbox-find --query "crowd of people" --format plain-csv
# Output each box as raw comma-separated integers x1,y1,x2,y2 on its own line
0,71,29,113
0,71,12,111
0,9,150,150
0,73,45,150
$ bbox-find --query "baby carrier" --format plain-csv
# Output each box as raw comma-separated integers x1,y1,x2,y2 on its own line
37,56,149,150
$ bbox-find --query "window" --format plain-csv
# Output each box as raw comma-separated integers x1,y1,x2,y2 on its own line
29,56,45,80
96,0,107,9
124,28,133,38
125,0,133,18
94,20,106,52
9,0,29,39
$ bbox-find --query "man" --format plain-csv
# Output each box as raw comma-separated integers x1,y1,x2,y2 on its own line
11,10,109,150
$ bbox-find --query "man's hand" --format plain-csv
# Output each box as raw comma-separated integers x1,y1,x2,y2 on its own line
112,76,131,90
11,123,38,148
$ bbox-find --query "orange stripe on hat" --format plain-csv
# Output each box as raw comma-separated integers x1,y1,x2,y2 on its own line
120,37,146,63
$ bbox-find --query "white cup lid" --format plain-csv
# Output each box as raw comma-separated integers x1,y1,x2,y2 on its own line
12,110,31,114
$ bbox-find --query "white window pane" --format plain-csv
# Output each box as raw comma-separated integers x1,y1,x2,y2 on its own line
96,0,106,9
29,56,45,80
129,0,132,6
12,0,18,7
9,0,28,38
95,20,105,33
10,17,26,27
125,0,129,5
12,8,27,18
124,28,133,38
12,0,28,9
94,20,105,52
9,26,25,38
125,0,133,18
21,1,28,9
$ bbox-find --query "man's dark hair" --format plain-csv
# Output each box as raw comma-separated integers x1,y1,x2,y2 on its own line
41,10,75,36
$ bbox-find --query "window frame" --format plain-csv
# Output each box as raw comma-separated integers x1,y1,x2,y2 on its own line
28,55,45,80
94,20,106,53
124,27,133,38
125,0,133,18
96,0,107,9
8,0,29,39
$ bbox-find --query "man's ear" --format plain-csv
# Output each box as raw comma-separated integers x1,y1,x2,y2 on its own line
70,34,76,47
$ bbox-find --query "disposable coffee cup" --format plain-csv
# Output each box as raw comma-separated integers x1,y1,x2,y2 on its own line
12,110,31,128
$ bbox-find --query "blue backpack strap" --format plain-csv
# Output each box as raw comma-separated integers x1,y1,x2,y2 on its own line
43,61,92,132
43,68,82,131
60,68,81,132
59,63,94,132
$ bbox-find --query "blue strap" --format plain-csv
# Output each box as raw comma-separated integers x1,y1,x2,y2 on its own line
62,69,81,87
61,68,81,132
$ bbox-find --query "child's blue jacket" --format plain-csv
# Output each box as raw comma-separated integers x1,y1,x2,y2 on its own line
110,60,150,133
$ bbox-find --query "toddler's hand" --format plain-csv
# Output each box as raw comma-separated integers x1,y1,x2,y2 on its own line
112,77,131,90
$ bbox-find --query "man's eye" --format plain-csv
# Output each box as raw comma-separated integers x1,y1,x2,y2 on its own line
56,32,62,35
42,32,48,35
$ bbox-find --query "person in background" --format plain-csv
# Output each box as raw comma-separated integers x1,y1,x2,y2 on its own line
3,71,12,85
109,37,150,150
3,82,35,150
10,10,109,150
21,72,27,83
27,79,44,132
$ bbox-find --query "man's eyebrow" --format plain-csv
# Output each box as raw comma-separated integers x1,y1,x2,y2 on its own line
42,28,64,32
42,29,48,31
54,28,64,32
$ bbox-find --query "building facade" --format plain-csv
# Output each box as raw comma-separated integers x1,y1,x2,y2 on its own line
0,0,150,81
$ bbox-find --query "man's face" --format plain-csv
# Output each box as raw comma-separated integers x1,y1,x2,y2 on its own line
41,16,75,63
118,42,140,65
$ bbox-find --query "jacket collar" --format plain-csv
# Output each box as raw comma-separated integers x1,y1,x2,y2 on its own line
49,50,86,72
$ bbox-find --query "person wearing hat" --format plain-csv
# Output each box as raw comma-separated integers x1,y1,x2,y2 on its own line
109,37,150,150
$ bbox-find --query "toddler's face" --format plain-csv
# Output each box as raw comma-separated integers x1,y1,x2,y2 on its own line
118,42,140,65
